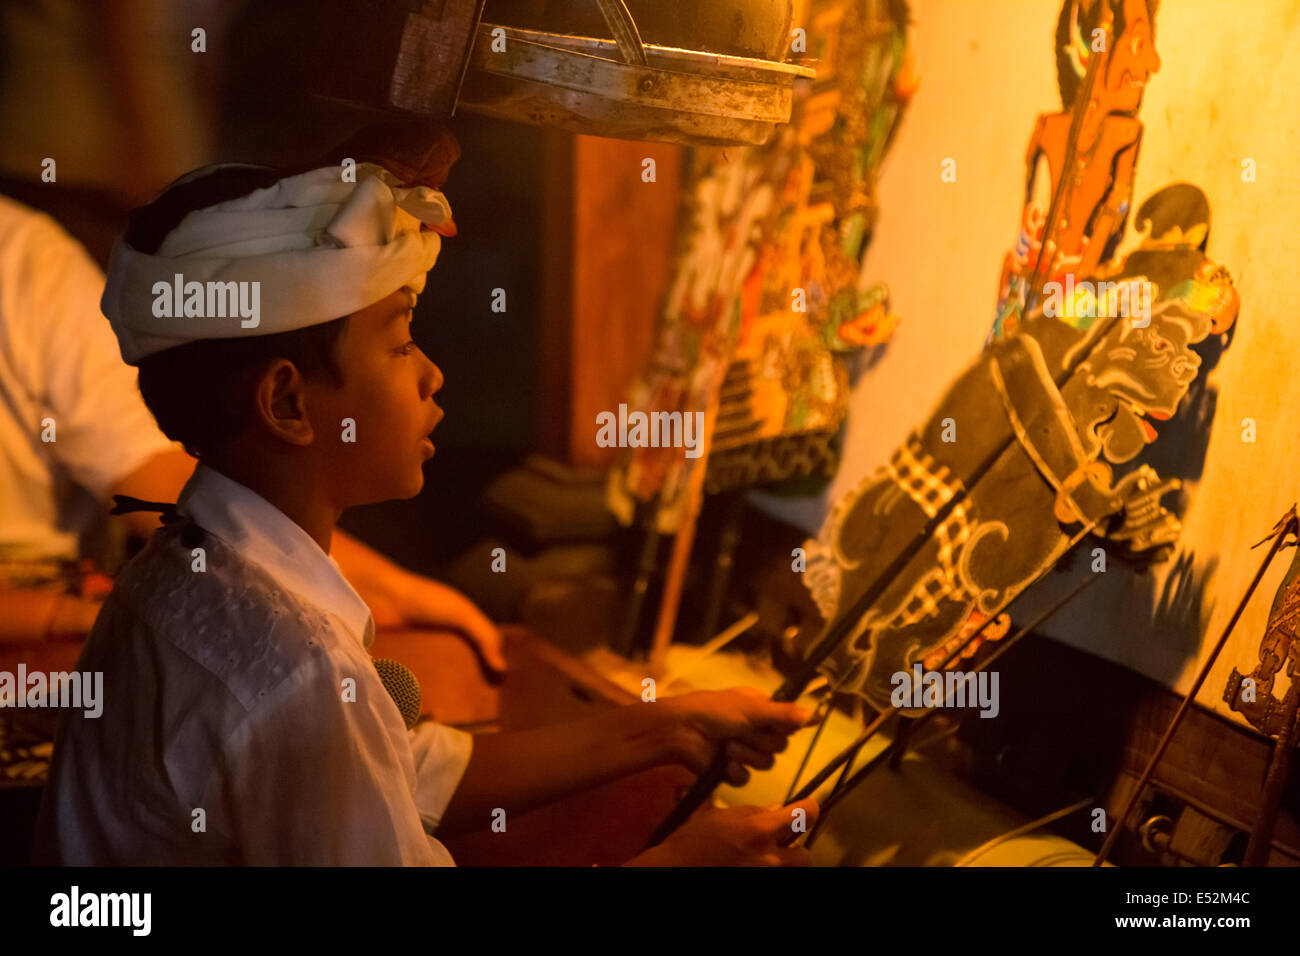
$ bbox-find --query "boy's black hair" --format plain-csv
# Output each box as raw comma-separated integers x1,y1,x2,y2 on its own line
131,165,348,460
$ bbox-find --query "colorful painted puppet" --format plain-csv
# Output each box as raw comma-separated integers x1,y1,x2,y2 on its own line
802,0,1240,713
992,0,1160,340
607,0,915,532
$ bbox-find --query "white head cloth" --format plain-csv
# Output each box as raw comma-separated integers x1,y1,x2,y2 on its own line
101,162,453,364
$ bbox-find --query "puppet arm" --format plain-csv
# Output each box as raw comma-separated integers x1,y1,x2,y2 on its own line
437,688,810,837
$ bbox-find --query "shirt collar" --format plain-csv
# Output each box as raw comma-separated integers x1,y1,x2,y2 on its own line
176,463,375,647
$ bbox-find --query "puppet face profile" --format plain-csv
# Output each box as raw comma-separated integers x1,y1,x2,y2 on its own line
1062,0,1160,114
1064,182,1239,463
1104,0,1160,112
1071,299,1210,462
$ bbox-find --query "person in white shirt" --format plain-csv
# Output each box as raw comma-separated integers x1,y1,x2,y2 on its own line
39,462,473,864
0,193,192,637
34,152,817,865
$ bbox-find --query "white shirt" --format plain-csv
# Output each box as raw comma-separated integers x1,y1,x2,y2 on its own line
0,196,177,561
35,464,473,865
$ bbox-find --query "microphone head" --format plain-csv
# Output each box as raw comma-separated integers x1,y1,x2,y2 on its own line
372,657,422,729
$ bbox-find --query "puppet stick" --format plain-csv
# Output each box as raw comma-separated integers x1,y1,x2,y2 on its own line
789,710,895,804
807,574,1102,832
784,586,1019,801
806,730,909,847
1093,516,1297,866
887,714,917,771
784,605,1009,803
783,699,838,805
1024,5,1107,311
782,670,858,803
792,569,1102,809
618,501,662,656
659,611,759,693
1244,679,1300,865
804,754,869,850
689,609,760,662
699,491,747,646
789,544,1101,804
647,383,724,676
646,312,1126,847
806,717,957,848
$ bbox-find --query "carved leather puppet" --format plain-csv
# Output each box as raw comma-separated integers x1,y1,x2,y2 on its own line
801,0,1240,714
992,0,1159,340
607,0,916,532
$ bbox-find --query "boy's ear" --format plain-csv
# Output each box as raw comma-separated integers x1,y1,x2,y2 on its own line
253,359,315,446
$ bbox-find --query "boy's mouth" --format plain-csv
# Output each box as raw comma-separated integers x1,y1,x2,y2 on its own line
421,408,442,459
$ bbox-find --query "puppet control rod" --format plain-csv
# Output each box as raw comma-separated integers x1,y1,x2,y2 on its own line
797,570,1104,847
777,522,1108,853
644,307,1131,849
781,547,1093,807
791,517,1300,860
791,552,1104,808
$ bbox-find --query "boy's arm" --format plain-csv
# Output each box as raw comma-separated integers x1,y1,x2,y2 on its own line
435,703,671,836
436,690,810,837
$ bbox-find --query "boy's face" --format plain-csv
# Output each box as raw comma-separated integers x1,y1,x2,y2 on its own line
309,286,444,505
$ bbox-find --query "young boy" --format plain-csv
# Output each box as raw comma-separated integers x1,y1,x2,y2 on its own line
33,152,817,865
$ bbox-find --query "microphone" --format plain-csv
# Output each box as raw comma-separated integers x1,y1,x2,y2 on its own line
372,658,422,729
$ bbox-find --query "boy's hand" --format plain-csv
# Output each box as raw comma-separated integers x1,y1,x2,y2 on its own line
659,688,812,787
626,798,819,866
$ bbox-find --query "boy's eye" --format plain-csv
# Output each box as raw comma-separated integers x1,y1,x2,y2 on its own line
397,341,419,356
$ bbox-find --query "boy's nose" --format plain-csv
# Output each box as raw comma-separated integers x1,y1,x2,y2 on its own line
422,355,444,399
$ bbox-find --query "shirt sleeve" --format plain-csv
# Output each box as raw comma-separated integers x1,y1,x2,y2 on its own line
224,649,444,866
8,208,177,497
408,720,473,832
